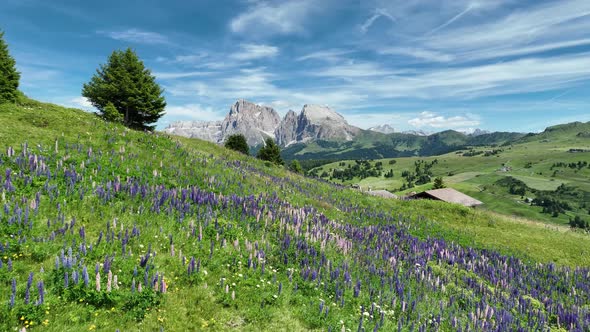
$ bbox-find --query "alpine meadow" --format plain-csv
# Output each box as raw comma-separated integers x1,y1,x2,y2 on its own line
1,1,590,331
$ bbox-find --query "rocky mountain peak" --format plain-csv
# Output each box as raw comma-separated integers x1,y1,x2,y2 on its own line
164,120,222,142
369,124,395,134
221,99,281,146
275,110,299,146
294,105,359,143
300,104,347,124
164,100,362,147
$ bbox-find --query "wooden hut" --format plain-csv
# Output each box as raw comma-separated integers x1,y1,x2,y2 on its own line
409,188,482,207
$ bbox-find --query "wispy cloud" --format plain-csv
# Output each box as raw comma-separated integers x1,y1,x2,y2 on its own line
156,54,208,65
311,62,402,78
98,29,170,45
360,8,396,34
425,4,474,35
369,0,590,65
421,0,590,61
17,65,61,88
408,111,480,128
378,47,454,62
324,53,590,99
230,0,319,36
296,49,353,62
165,103,224,121
230,44,279,61
154,71,213,80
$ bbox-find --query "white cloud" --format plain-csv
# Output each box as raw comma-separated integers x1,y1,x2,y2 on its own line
154,71,212,80
370,0,590,65
165,104,224,121
360,8,396,34
322,53,590,99
296,49,353,62
422,0,590,61
378,47,454,62
98,29,169,45
69,97,93,109
54,96,95,111
230,44,279,61
312,62,402,78
408,111,480,128
425,4,475,35
230,0,318,36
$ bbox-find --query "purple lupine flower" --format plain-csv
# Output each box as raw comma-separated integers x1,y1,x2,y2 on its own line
10,279,16,307
25,272,33,304
83,266,89,287
37,281,45,305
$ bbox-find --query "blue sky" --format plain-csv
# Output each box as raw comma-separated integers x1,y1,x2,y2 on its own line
2,0,590,133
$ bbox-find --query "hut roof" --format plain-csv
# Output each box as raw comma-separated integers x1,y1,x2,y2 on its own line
367,190,398,199
410,188,483,207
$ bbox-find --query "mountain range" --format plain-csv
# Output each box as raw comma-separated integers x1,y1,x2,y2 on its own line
164,99,360,147
164,100,525,160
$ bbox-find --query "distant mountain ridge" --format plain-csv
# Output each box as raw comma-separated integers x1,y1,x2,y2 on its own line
369,124,395,134
281,129,526,160
164,99,526,159
164,100,363,147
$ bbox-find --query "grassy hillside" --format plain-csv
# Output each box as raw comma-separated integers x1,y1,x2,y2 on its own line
281,129,523,161
0,99,589,331
312,122,590,227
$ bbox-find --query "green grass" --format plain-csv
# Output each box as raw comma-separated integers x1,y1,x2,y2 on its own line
1,99,589,331
313,127,590,226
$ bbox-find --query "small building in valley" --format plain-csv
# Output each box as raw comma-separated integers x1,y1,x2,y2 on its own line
408,188,483,207
366,189,398,199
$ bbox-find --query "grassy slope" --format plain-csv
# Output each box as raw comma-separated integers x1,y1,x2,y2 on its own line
313,123,590,226
0,100,589,331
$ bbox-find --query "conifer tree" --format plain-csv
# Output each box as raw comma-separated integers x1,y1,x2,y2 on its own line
257,138,284,166
224,134,249,155
82,48,165,130
433,176,446,189
0,31,21,104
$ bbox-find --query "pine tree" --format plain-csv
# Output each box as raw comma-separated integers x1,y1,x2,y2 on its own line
257,138,284,166
0,31,21,104
82,48,165,131
224,134,249,155
433,176,446,189
102,102,124,123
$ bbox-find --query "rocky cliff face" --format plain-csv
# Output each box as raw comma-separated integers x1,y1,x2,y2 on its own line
221,99,281,146
275,110,298,146
294,104,360,143
163,121,222,142
164,100,361,147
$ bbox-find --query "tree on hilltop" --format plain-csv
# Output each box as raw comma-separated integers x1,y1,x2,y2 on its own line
82,48,165,131
0,30,21,104
224,134,249,155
